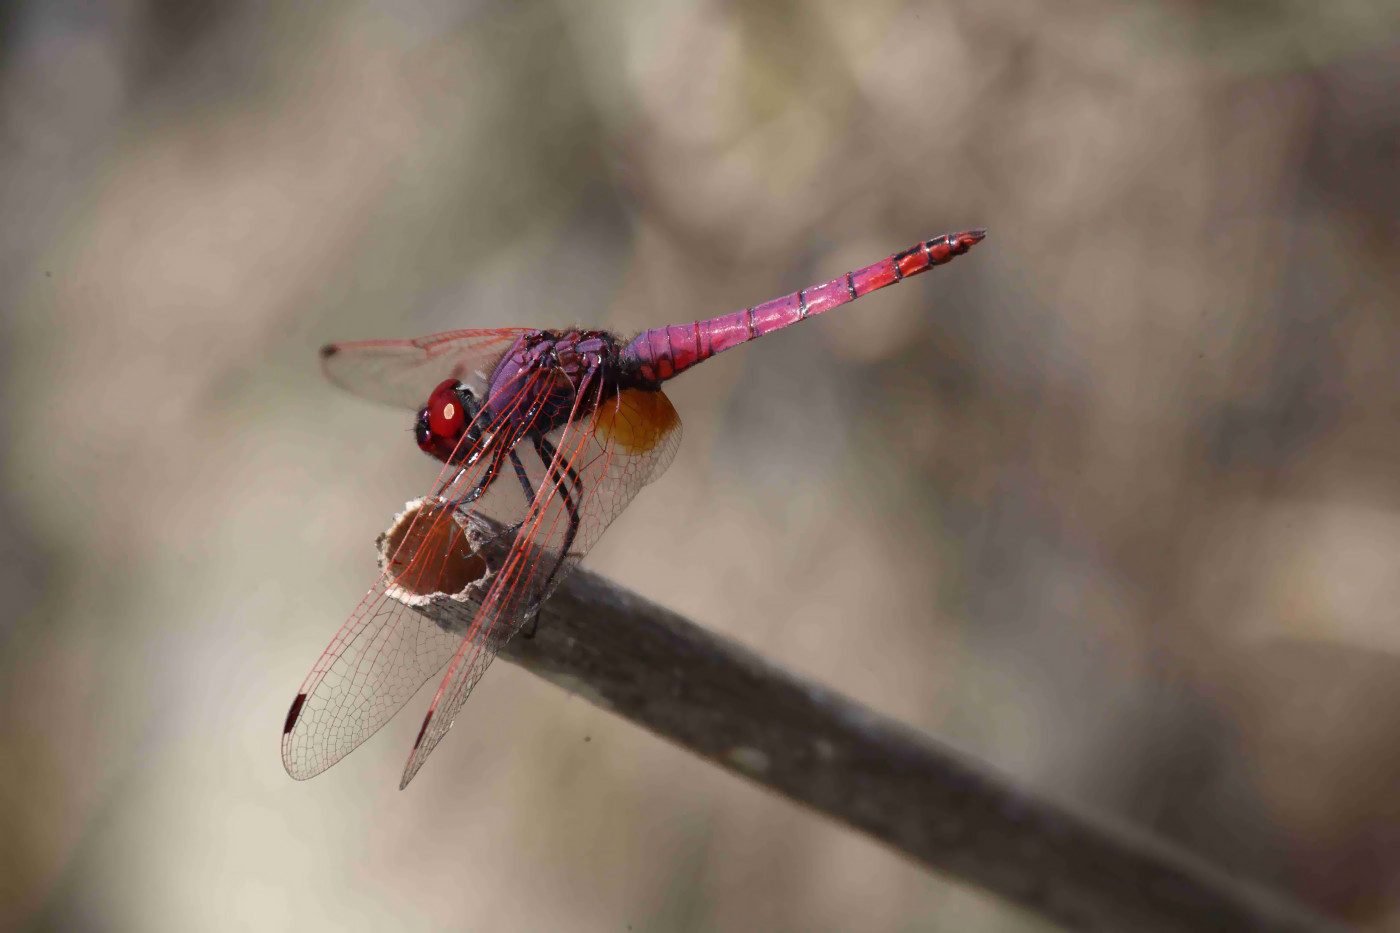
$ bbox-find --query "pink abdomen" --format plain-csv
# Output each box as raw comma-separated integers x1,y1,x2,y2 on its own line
621,229,985,384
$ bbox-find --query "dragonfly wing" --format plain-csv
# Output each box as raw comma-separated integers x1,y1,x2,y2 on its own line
397,380,683,787
281,575,466,781
320,328,530,409
282,374,546,780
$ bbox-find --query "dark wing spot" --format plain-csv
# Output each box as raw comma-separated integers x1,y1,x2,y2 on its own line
284,693,308,734
413,710,433,750
319,344,339,359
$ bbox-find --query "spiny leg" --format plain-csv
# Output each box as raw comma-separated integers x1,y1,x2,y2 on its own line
535,434,582,568
508,448,537,503
441,387,506,508
507,447,544,639
453,441,512,506
450,386,529,509
521,433,584,638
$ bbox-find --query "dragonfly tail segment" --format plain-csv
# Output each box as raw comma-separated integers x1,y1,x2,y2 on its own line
621,228,985,384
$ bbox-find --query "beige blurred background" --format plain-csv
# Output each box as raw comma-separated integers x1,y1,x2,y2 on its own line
2,1,1399,930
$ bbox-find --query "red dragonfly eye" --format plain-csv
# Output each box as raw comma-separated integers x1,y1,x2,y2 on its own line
427,379,466,440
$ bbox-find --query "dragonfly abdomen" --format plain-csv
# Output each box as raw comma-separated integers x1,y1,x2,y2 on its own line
621,229,985,384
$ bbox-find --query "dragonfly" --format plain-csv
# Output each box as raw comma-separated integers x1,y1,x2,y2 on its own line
283,228,985,788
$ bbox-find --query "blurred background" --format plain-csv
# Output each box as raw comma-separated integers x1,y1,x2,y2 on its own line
2,1,1398,930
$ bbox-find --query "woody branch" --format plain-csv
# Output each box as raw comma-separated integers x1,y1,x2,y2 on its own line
415,564,1347,933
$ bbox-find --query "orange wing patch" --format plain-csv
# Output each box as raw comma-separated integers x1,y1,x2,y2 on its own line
593,387,679,455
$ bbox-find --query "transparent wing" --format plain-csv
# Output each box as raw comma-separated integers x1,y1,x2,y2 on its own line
320,329,530,409
283,358,682,785
279,519,470,781
282,365,551,780
398,379,682,788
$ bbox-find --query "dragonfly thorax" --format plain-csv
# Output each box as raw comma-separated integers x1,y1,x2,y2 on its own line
484,329,623,437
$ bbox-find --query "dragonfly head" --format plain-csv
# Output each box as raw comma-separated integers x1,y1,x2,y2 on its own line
416,379,472,463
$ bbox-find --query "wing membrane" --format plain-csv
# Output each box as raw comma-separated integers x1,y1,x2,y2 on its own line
320,329,529,409
399,380,682,787
282,366,546,779
284,356,683,786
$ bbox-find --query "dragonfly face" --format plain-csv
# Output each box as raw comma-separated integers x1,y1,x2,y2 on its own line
415,379,476,464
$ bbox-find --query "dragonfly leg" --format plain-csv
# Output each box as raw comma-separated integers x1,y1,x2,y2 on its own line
535,435,582,559
507,448,536,503
509,434,585,640
442,385,518,507
536,432,583,565
453,441,512,506
506,447,545,640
